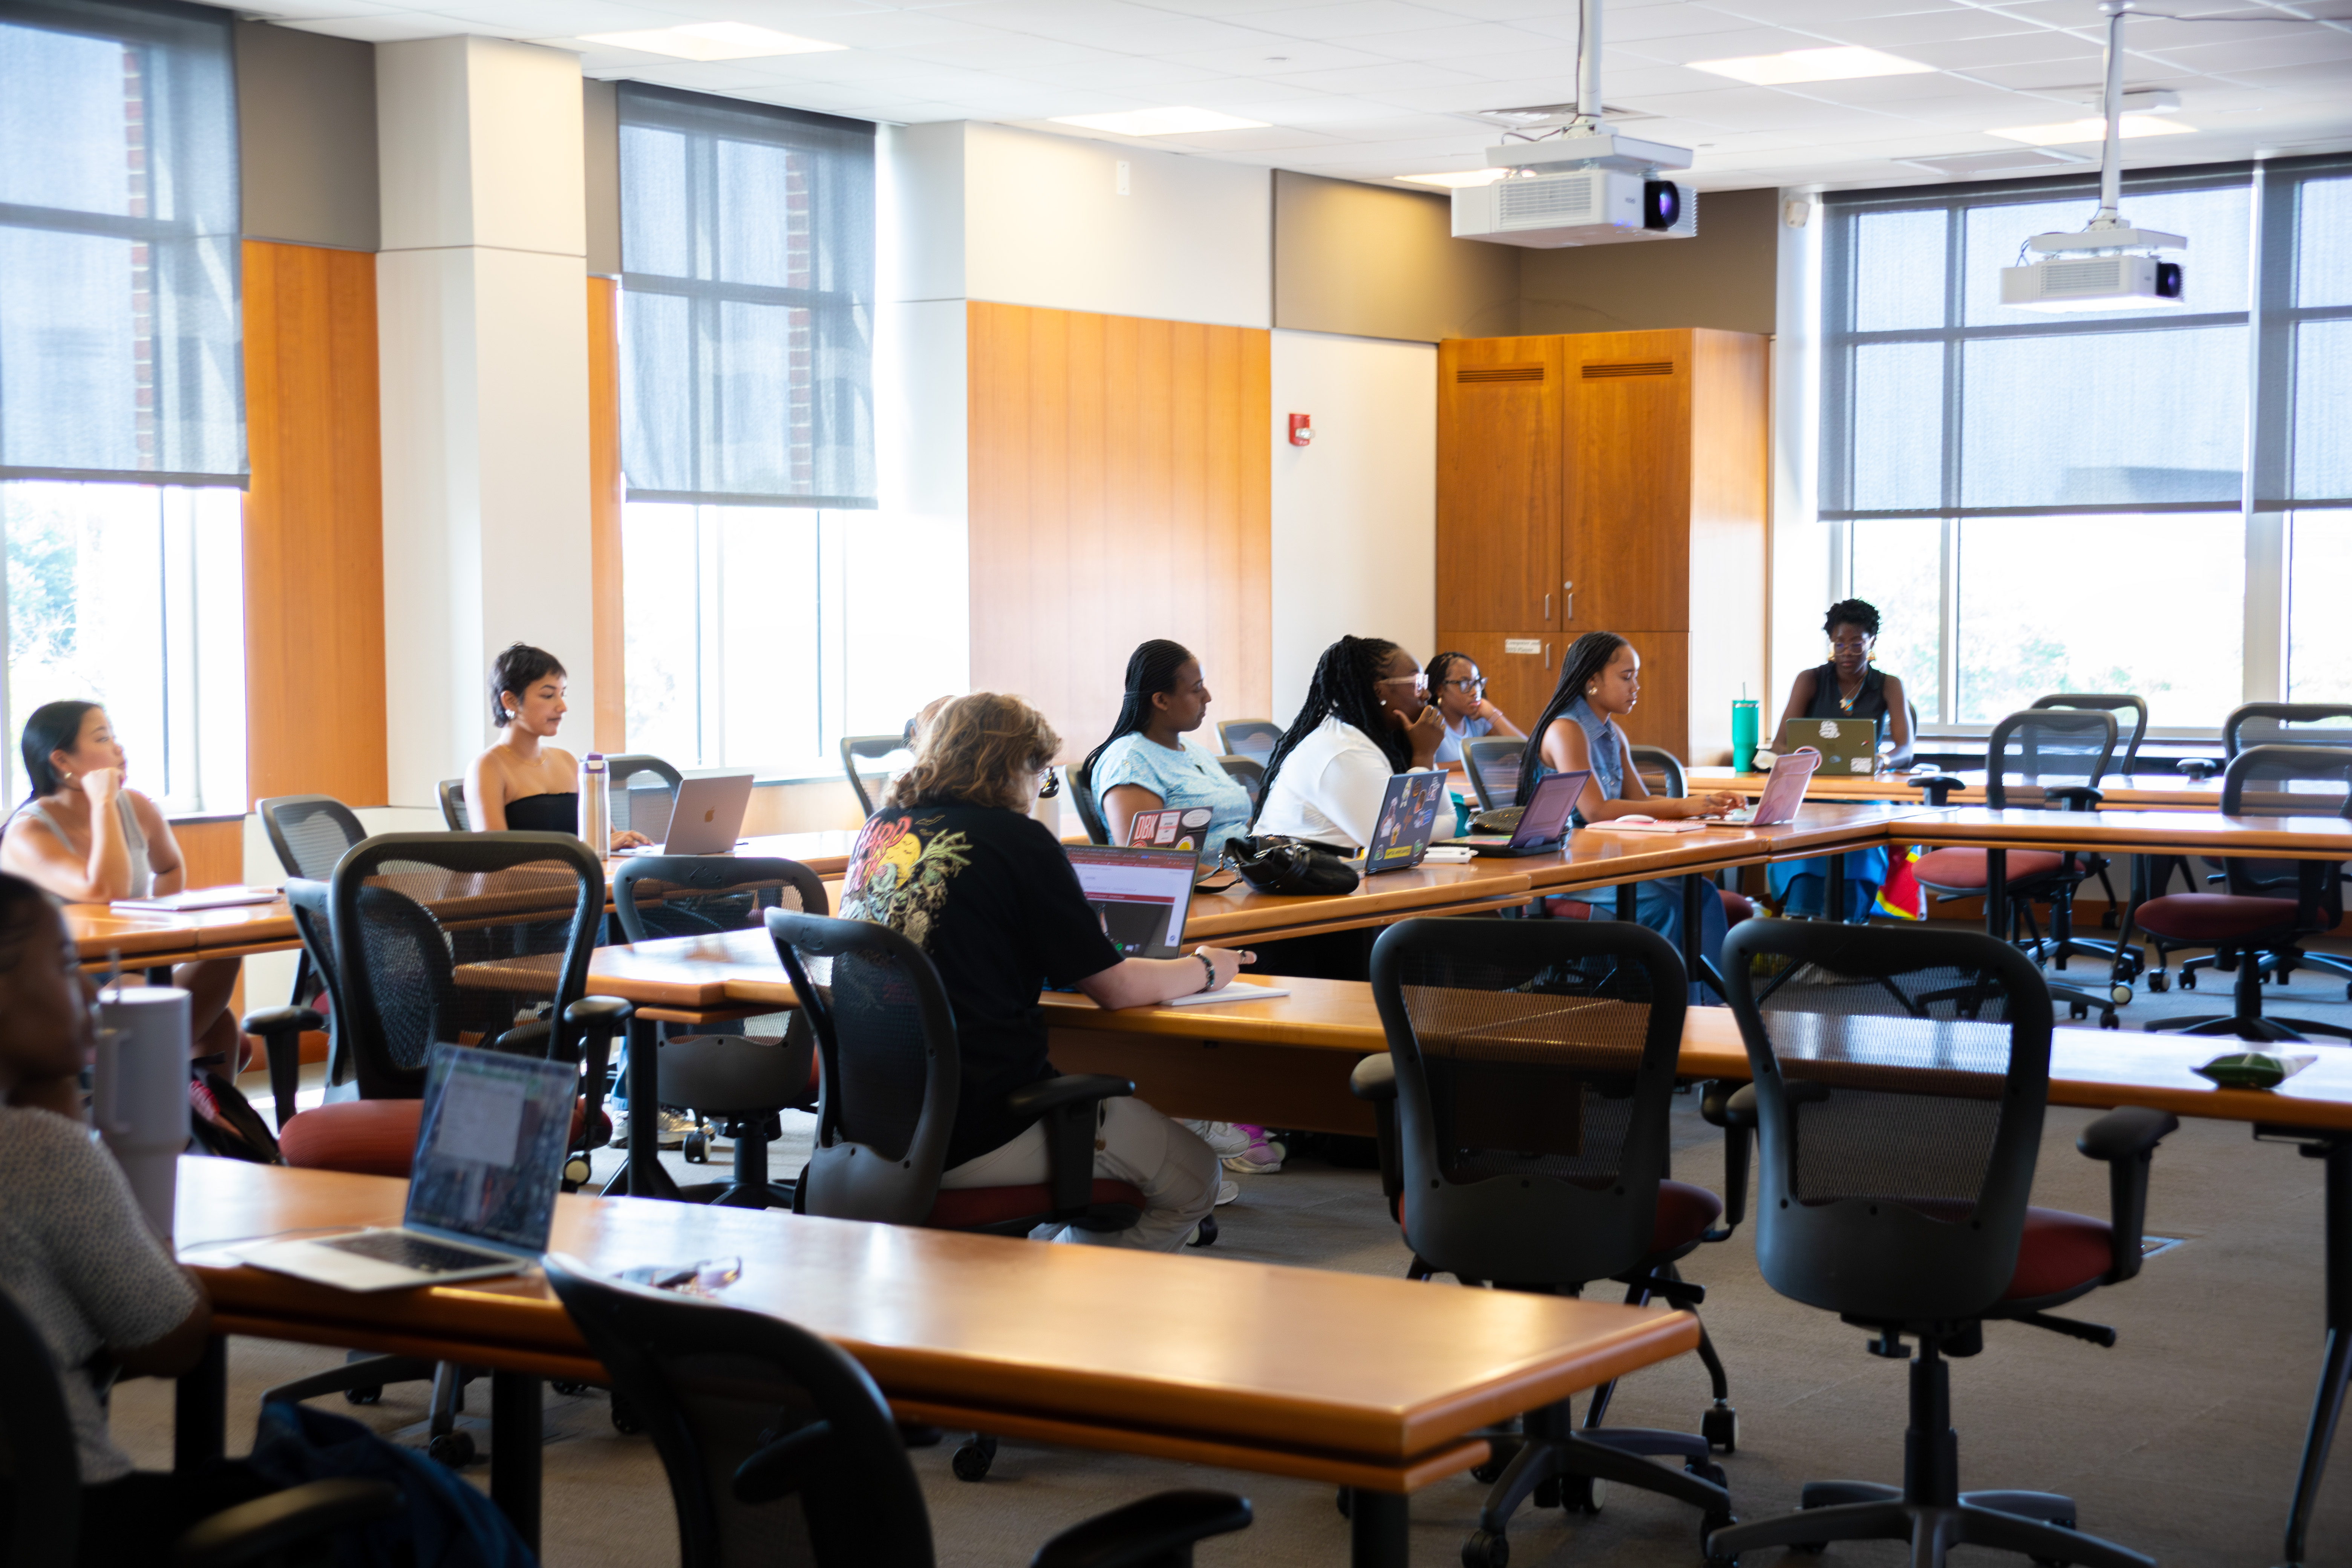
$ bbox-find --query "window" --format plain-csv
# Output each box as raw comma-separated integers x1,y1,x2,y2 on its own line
1819,156,2352,730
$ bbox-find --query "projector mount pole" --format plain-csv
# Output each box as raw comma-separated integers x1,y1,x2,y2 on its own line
1572,0,1605,133
2092,1,2132,229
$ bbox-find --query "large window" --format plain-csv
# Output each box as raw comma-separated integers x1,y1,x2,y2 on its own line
1821,156,2352,729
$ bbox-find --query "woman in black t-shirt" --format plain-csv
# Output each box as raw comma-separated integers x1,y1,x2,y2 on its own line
839,693,1254,1251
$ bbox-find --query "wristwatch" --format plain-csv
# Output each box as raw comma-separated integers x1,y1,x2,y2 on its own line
1194,951,1219,993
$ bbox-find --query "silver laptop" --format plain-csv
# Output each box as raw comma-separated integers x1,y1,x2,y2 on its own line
241,1045,575,1292
615,772,755,856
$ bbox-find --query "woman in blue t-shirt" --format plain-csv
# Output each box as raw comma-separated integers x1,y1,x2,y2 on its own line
1425,650,1524,767
1084,640,1254,868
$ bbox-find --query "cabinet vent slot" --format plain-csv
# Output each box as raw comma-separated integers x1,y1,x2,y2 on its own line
1456,364,1545,384
1582,360,1674,379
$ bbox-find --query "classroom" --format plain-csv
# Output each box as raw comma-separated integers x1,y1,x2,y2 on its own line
2,0,2352,1564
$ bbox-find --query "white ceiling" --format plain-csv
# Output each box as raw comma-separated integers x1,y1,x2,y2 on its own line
253,0,2352,194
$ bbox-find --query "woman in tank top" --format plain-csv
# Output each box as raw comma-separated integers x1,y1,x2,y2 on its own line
0,701,245,1063
1764,599,1915,920
464,644,649,849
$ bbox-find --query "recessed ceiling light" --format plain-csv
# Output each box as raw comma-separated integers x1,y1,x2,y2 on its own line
1047,107,1269,136
1397,168,1509,188
1688,46,1934,85
1987,115,2197,145
577,22,843,60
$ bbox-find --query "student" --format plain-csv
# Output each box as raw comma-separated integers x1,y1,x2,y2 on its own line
0,702,243,1066
1765,599,1914,920
1524,633,1746,971
0,872,280,1561
840,693,1253,1251
463,643,648,850
1425,650,1524,767
1084,640,1254,862
1253,636,1447,853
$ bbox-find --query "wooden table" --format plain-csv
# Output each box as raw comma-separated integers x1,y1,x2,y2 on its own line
1690,766,2228,812
172,1158,1700,1566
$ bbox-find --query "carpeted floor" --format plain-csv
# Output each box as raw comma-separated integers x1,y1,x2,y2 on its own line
120,928,2352,1567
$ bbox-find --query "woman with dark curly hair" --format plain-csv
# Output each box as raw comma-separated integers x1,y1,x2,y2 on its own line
1765,599,1914,919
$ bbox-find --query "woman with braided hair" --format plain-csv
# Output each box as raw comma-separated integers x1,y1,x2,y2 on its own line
1253,635,1447,852
1083,639,1253,866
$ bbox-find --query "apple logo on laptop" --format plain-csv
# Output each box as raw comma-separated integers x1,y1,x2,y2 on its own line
703,808,716,822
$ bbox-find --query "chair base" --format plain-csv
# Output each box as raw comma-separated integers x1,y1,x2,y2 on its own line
1707,1495,2150,1567
1464,1404,1732,1568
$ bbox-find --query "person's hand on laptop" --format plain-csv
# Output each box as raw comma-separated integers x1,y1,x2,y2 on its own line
609,828,651,851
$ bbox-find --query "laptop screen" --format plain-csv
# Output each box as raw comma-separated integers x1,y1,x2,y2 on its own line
1065,845,1197,959
1364,769,1450,871
1511,769,1588,847
404,1045,577,1254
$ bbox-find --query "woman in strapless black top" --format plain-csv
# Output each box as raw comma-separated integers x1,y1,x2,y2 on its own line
464,643,648,850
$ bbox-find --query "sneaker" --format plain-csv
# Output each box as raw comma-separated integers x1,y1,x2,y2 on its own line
611,1107,694,1150
1221,1125,1285,1174
1214,1179,1239,1207
1181,1120,1253,1160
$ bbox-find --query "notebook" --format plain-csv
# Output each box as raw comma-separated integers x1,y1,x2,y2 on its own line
1066,845,1198,959
240,1045,576,1291
1360,769,1451,874
112,886,281,913
1784,715,1880,776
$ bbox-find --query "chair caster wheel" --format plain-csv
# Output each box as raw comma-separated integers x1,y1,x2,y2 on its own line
2180,970,2197,990
1470,1456,1508,1484
1686,1459,1729,1490
611,1395,645,1435
683,1130,709,1165
1531,1477,1560,1509
2099,1011,2119,1029
1461,1528,1509,1568
951,1436,997,1481
1187,1214,1218,1247
1702,1507,1739,1566
2147,971,2168,992
897,1423,943,1448
344,1386,382,1406
563,1155,592,1186
1336,1487,1351,1519
1560,1475,1605,1514
551,1380,591,1397
427,1430,476,1467
1701,1403,1738,1452
2068,1001,2088,1021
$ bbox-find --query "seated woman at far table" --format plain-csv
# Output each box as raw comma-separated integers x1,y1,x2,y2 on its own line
1764,598,1915,921
1424,650,1525,768
464,643,647,850
1086,638,1253,865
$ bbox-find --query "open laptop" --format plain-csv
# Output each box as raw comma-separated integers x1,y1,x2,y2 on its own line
1361,769,1451,874
1723,747,1820,825
241,1045,575,1291
1440,769,1589,857
1066,845,1197,959
614,772,755,856
1784,716,1880,776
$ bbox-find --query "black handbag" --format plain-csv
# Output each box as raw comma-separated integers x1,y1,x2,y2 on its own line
1221,836,1359,897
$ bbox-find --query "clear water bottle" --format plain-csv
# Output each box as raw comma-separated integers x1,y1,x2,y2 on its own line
93,985,190,1238
578,752,610,851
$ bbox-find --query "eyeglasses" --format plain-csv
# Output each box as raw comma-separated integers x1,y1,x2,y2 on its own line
1375,674,1430,694
1827,638,1871,654
1442,677,1489,694
1036,768,1061,799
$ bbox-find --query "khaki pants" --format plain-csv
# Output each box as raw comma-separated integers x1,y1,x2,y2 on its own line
939,1096,1217,1252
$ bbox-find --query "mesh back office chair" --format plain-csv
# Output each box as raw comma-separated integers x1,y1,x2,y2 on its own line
606,753,684,842
436,778,468,831
248,795,369,1112
1629,745,1687,799
1462,737,1527,814
839,735,910,820
2028,697,2148,925
1065,758,1112,845
543,1258,1252,1568
1216,719,1283,767
1361,919,1738,1566
2128,745,2352,1041
611,857,826,1206
1218,754,1265,813
1706,920,2174,1568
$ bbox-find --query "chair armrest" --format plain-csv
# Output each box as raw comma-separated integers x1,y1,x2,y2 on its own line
1698,1082,1755,1237
1006,1075,1136,1219
731,1419,835,1505
1349,1054,1396,1101
2176,758,2217,781
561,998,635,1155
565,995,636,1034
1349,1055,1403,1220
1909,775,1965,806
2044,786,2104,812
1032,1489,1253,1568
239,1007,323,1135
172,1479,402,1568
1004,1074,1135,1119
2076,1106,2179,1283
488,1018,552,1058
1700,1081,1755,1129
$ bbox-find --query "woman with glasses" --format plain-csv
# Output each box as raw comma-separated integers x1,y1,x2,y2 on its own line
1764,598,1914,920
1253,636,1446,854
1424,651,1524,767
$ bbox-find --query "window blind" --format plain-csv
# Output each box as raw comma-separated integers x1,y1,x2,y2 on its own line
617,83,876,509
0,0,242,485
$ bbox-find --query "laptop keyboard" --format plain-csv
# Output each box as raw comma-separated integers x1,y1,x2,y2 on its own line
321,1231,513,1274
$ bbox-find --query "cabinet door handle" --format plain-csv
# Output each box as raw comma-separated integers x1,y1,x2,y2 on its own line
1544,642,1551,670
1563,580,1575,621
1544,592,1551,620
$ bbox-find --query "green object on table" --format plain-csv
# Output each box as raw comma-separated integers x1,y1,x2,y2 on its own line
2191,1052,2318,1090
1450,793,1472,837
1732,699,1760,773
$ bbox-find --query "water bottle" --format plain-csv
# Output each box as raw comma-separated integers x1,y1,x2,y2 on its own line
93,986,190,1239
579,752,610,851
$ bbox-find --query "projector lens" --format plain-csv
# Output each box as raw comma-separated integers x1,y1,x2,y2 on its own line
2156,261,2185,299
1643,181,1680,230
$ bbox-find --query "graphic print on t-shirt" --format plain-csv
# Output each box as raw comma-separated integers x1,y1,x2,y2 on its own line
841,812,973,949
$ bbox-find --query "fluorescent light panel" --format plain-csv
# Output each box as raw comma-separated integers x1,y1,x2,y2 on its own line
1988,115,2197,145
1397,168,1508,188
577,22,842,60
1688,46,1933,85
1048,107,1268,136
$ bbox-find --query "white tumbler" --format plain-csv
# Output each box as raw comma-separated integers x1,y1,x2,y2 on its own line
93,986,190,1238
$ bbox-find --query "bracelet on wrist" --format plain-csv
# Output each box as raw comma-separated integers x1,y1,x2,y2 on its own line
1194,951,1218,994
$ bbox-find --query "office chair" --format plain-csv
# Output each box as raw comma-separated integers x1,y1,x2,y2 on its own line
612,856,825,1206
1065,756,1112,844
1216,718,1282,767
2128,745,2352,1041
1629,744,1687,799
251,794,368,1101
2030,696,2147,925
605,752,684,843
436,778,468,831
1359,917,1739,1568
1462,737,1527,814
1707,919,2174,1568
1218,753,1265,812
0,1289,401,1566
544,1257,1253,1568
839,735,910,819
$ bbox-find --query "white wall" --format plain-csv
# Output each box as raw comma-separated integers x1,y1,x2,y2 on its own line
1269,330,1436,725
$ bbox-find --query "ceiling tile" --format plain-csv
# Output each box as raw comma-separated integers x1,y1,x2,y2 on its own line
1892,31,2104,67
1337,20,1574,58
2139,31,2352,72
276,12,498,40
1825,10,2052,45
1614,24,1847,60
1700,0,1972,24
993,52,1226,86
1155,38,1398,71
1235,2,1482,39
1256,58,1488,89
939,0,1286,52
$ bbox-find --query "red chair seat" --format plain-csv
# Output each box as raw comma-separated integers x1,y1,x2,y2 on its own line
2004,1206,2113,1301
928,1179,1147,1230
279,1098,424,1178
1652,1179,1725,1252
1543,894,1753,926
1719,890,1755,927
2133,893,2303,943
1543,898,1598,920
1914,848,2065,890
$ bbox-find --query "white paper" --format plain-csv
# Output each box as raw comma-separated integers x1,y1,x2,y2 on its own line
1163,984,1293,1008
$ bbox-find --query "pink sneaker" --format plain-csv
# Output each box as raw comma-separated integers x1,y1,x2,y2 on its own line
1223,1125,1285,1174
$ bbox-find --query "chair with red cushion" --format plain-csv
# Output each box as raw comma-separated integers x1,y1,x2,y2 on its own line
2131,744,2352,1043
1708,919,2174,1568
1361,916,1740,1567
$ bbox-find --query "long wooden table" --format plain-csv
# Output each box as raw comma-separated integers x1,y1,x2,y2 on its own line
1690,766,2229,811
172,1158,1700,1566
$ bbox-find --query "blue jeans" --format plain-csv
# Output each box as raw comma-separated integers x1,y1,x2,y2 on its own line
1767,847,1890,921
1555,875,1730,1000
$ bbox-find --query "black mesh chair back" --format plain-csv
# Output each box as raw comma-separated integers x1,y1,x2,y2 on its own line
1369,917,1688,1286
1981,708,2115,809
2225,702,2352,756
613,856,828,946
284,877,364,1092
259,795,366,882
607,753,684,843
329,833,604,1097
1216,719,1282,767
840,735,911,820
2217,745,2352,918
1463,737,1527,812
0,1282,85,1561
1629,746,1687,798
1066,758,1112,845
1218,755,1265,812
1723,919,2053,1323
765,910,959,1223
544,1257,936,1568
2030,694,2148,772
437,778,469,831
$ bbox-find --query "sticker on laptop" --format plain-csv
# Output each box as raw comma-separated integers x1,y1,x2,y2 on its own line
1129,806,1214,851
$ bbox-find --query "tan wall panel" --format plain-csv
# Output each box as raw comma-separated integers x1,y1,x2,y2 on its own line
1519,187,1779,338
968,302,1272,762
242,240,388,807
235,23,378,252
587,277,626,751
1274,171,1521,344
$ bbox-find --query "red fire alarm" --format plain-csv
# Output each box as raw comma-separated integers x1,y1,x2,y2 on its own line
1288,413,1314,447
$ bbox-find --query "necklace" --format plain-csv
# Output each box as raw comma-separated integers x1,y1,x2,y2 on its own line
1834,668,1863,714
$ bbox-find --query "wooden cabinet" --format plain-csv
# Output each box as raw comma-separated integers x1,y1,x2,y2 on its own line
1436,328,1766,768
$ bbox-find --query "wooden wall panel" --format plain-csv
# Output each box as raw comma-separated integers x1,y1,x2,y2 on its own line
968,302,1272,761
1436,335,1561,635
587,277,627,753
242,240,387,807
173,819,247,890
